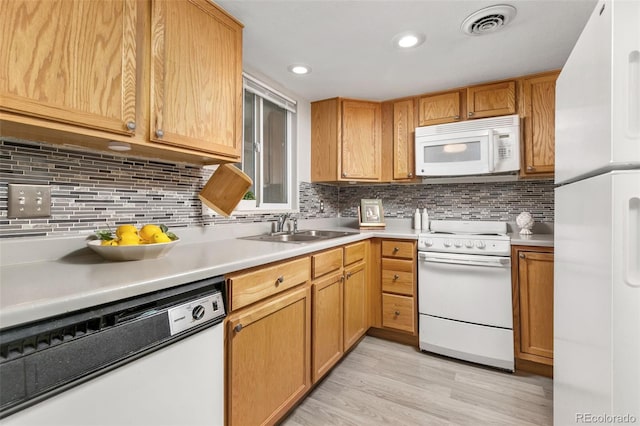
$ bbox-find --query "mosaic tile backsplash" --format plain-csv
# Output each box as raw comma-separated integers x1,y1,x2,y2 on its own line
1,139,554,238
338,180,555,222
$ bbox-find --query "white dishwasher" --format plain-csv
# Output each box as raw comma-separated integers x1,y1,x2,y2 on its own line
0,276,226,426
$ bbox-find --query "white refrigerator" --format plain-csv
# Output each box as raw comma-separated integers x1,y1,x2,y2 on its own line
554,0,640,424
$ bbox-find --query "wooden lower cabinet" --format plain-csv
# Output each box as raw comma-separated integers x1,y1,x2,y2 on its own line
343,260,368,351
311,272,344,383
512,246,554,376
377,239,417,337
382,293,415,333
226,284,311,426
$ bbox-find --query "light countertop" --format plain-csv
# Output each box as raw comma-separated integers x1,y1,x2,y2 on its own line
509,233,554,247
0,219,552,329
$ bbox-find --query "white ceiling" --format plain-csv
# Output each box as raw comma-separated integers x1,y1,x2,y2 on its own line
217,0,597,102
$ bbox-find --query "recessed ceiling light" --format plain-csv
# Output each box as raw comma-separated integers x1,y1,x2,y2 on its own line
108,141,132,152
393,32,426,49
288,64,311,75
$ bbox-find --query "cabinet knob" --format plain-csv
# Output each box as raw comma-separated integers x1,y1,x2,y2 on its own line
407,173,413,178
468,112,474,117
393,247,399,253
276,276,284,285
394,311,400,316
527,166,535,171
346,272,352,279
234,324,243,333
156,129,164,138
126,121,136,131
519,253,526,258
393,274,400,280
454,115,460,120
342,172,347,177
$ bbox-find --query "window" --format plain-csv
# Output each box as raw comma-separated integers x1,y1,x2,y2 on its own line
240,74,296,211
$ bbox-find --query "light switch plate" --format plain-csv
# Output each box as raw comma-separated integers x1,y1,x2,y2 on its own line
8,184,52,218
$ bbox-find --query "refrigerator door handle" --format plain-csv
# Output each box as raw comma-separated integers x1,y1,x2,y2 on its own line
626,197,640,287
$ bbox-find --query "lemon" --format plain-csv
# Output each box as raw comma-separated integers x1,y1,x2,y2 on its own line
101,239,118,246
139,224,162,242
151,232,172,243
116,224,138,238
118,232,142,246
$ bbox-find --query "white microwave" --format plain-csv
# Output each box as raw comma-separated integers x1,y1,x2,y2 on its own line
415,114,520,177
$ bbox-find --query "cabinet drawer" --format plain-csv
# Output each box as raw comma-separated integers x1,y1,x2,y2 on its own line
228,257,311,311
381,240,415,259
312,248,343,279
344,241,366,266
382,258,414,296
382,294,415,333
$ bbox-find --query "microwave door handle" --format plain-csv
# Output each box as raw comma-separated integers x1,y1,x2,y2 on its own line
487,130,495,173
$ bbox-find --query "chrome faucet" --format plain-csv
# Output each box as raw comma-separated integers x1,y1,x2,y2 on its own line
275,213,290,233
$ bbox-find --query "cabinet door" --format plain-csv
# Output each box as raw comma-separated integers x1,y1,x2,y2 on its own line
340,100,381,180
467,81,516,119
418,91,462,126
312,273,344,383
392,99,416,180
517,250,554,362
0,0,137,135
151,0,242,159
521,73,558,176
343,261,367,350
227,284,311,426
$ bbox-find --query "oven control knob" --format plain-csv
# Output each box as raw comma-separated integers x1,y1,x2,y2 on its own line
423,239,433,247
465,240,473,248
192,305,205,321
453,240,462,248
475,240,485,249
443,240,452,247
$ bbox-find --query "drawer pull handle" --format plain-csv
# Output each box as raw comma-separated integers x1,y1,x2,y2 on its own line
394,311,400,316
234,324,243,333
393,247,399,253
393,274,399,280
276,276,284,285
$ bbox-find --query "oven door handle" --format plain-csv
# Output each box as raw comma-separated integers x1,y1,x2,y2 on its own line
418,252,510,268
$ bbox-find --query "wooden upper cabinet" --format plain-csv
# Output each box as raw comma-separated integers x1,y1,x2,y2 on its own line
311,98,381,182
520,72,559,176
392,99,416,180
418,90,463,126
150,0,242,160
341,100,381,180
467,81,516,119
0,0,137,135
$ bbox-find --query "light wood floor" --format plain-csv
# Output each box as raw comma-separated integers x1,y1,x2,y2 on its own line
281,336,553,426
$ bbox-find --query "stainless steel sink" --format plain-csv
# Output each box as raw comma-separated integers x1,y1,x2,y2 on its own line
239,230,358,243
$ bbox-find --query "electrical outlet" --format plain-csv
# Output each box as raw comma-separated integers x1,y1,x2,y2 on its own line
8,184,52,218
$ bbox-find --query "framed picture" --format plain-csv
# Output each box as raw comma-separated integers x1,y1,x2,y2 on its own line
358,199,385,228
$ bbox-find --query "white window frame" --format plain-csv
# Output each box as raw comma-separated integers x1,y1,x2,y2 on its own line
238,73,297,213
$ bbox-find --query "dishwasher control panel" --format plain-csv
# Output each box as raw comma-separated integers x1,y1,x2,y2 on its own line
167,291,225,336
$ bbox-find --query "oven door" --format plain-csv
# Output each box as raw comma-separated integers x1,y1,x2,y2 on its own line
417,251,513,328
415,131,490,176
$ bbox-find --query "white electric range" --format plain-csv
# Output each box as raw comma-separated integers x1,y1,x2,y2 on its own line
417,220,514,371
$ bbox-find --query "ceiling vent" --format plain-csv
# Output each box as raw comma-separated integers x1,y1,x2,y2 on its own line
461,5,517,36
